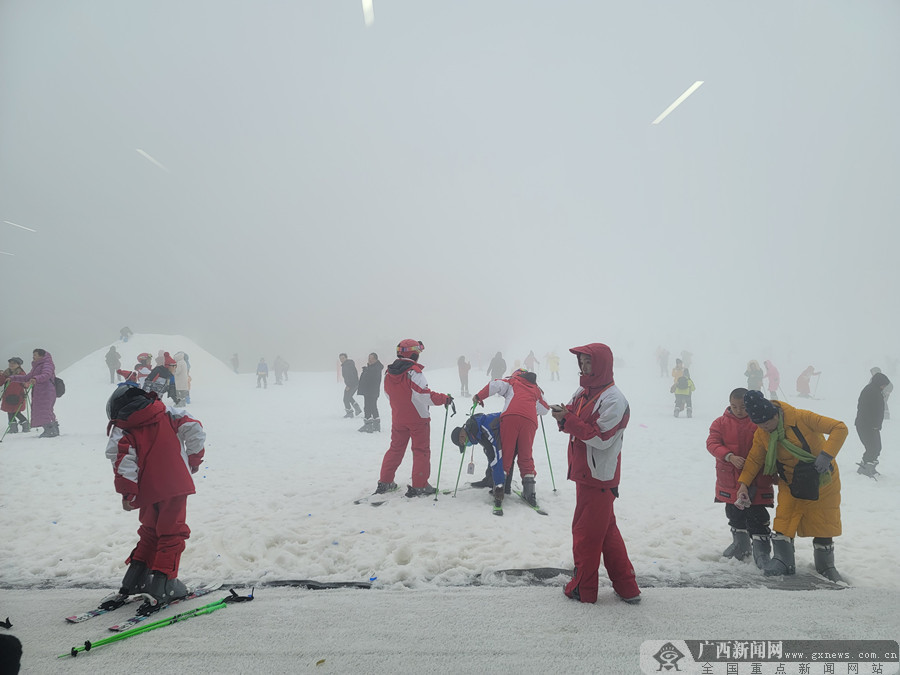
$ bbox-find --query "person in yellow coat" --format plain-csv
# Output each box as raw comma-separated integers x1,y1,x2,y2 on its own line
734,391,848,582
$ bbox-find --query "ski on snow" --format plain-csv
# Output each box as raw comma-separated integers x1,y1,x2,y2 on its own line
512,490,549,516
65,594,142,624
354,488,452,507
107,583,223,632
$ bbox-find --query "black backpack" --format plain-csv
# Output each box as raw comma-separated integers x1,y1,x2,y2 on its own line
677,376,689,389
54,377,66,397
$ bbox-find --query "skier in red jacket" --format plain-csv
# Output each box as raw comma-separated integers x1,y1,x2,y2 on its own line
551,343,640,605
474,368,549,505
376,340,452,498
105,384,206,613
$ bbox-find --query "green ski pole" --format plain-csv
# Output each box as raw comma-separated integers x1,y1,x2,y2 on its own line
540,416,557,492
433,401,453,500
61,598,228,658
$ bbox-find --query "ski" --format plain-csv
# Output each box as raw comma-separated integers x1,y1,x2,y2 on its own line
513,490,549,516
355,488,451,507
107,583,222,632
65,594,141,624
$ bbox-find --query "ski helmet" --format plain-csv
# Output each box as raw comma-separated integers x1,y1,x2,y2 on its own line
137,352,152,363
107,382,154,421
396,339,424,359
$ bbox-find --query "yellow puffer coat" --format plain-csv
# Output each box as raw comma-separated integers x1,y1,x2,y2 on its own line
738,401,847,538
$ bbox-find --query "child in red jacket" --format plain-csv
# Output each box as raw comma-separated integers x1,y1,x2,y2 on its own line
105,384,206,614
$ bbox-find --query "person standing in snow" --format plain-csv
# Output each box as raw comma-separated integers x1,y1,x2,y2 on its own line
671,368,696,418
524,350,539,372
9,349,60,438
118,352,153,387
764,360,781,400
173,352,190,406
339,353,362,418
375,340,452,498
744,360,764,392
869,366,892,420
1,357,30,433
796,366,820,398
143,352,178,403
256,358,269,389
457,356,471,397
119,326,133,342
546,352,560,381
473,368,550,506
487,352,506,380
706,387,775,569
357,352,384,433
106,346,122,384
855,371,891,478
656,347,669,378
550,343,640,605
735,391,847,582
105,384,206,611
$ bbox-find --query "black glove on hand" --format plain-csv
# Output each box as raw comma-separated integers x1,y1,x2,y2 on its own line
813,452,833,474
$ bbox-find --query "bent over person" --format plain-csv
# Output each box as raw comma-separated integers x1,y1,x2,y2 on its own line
551,343,640,605
735,391,847,582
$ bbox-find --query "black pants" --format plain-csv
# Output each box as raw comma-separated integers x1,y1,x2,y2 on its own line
7,411,27,426
725,502,771,536
362,395,379,419
343,389,361,413
856,424,882,463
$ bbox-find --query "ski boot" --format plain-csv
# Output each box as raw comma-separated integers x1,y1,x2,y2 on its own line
751,534,771,570
492,486,504,516
722,528,752,560
374,481,398,494
100,561,150,610
813,539,844,583
763,533,795,576
522,475,537,507
471,467,493,489
139,571,189,615
405,484,437,498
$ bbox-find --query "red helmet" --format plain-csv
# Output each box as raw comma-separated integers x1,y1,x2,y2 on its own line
396,339,424,359
137,353,152,362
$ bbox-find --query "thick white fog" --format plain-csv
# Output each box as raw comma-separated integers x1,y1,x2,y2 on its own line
1,2,898,372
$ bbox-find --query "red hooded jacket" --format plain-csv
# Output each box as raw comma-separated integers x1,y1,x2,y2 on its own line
559,344,629,489
706,407,774,505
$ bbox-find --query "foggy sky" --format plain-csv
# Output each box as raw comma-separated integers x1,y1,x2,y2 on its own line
2,1,898,371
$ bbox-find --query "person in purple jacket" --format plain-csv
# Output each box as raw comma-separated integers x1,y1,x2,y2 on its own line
10,348,60,437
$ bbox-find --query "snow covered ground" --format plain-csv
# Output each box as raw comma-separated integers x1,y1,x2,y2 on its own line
1,334,897,673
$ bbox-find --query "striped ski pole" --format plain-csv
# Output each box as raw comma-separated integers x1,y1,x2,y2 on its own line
61,598,228,658
540,416,557,492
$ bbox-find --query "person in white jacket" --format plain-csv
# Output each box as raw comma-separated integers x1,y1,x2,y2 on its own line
173,352,190,406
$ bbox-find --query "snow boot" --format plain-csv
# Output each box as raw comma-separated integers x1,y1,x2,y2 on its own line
118,560,151,595
751,534,771,570
353,403,363,416
358,418,373,433
6,423,17,434
763,533,795,576
140,571,188,613
343,410,355,419
39,421,59,438
20,421,30,432
522,475,537,507
673,408,679,418
813,541,844,583
471,467,493,489
405,484,437,498
371,418,381,432
616,592,642,605
857,461,879,478
686,407,692,419
374,481,398,494
722,528,752,560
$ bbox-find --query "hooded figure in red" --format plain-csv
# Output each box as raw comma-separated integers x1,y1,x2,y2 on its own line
550,343,640,605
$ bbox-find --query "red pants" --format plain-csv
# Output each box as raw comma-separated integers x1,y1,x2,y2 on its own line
500,415,537,478
565,482,639,603
380,419,431,488
130,495,191,579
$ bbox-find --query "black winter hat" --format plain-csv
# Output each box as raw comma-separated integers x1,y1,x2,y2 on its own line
7,357,23,366
450,426,466,453
743,390,777,424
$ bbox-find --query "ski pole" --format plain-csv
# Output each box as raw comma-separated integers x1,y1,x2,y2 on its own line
452,445,466,497
433,402,452,500
540,416,557,492
60,598,228,658
0,383,30,443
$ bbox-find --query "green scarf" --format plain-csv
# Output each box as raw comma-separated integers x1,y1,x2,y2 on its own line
763,413,832,486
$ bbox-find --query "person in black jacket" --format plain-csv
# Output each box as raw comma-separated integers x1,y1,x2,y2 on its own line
856,371,891,477
357,352,384,432
339,353,362,418
488,352,506,380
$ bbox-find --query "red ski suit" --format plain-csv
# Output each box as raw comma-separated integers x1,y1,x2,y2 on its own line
557,343,639,604
706,407,774,505
475,371,549,479
379,358,449,488
106,400,206,578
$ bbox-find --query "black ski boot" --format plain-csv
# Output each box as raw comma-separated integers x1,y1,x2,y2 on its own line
471,467,493,489
119,560,151,595
522,475,537,507
763,533,795,576
722,528,752,560
374,481,398,494
751,534,771,570
813,540,844,583
405,484,437,498
139,571,188,615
